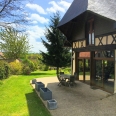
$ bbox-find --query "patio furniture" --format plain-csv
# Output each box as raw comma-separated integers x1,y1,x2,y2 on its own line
58,74,72,86
47,99,57,110
58,72,65,86
58,72,77,87
67,75,76,87
58,73,70,86
35,82,45,91
40,87,52,100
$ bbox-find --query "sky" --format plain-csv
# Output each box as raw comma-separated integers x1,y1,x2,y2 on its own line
25,0,73,53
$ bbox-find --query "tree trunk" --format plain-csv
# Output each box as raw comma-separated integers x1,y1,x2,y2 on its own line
56,67,61,81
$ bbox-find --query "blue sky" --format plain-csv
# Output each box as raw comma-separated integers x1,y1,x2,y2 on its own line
24,0,73,53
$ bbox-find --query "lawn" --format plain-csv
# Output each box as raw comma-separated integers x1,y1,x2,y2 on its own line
0,70,56,116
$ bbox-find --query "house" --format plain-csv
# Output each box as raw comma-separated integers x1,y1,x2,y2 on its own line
58,0,116,93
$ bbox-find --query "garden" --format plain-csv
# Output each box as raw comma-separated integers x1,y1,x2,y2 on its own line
0,70,56,116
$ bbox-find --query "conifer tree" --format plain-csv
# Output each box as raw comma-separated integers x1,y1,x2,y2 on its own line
40,13,71,80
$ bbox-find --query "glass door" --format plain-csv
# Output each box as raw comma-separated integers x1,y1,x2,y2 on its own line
78,59,90,84
85,59,90,84
79,59,84,81
94,60,114,92
95,60,103,87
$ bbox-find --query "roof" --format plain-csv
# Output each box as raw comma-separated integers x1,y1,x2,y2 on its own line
0,52,5,59
0,52,3,56
58,0,116,27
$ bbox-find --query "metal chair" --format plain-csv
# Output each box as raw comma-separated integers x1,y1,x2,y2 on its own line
58,72,66,86
67,72,77,87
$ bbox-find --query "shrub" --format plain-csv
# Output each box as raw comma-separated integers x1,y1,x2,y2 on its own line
22,66,31,75
9,61,23,75
0,61,10,79
31,60,39,70
22,58,36,71
39,64,49,71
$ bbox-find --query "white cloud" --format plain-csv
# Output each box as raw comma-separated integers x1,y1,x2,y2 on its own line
47,1,65,13
46,0,71,13
30,41,47,53
26,3,46,14
31,20,38,24
58,0,71,9
28,13,49,24
26,25,47,53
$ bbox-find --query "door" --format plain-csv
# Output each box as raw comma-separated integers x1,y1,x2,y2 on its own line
78,59,90,84
94,60,114,92
95,60,103,87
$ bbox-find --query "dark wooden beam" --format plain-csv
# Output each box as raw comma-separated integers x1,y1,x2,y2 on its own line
73,44,116,52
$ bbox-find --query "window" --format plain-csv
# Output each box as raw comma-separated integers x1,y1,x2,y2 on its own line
88,18,94,45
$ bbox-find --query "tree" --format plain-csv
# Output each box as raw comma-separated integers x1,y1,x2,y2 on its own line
40,12,71,80
0,0,28,27
0,27,30,59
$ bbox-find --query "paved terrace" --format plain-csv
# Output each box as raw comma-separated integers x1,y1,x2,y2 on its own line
31,77,116,116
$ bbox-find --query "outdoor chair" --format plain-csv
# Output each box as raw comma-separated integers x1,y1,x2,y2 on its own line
67,72,77,87
58,72,66,86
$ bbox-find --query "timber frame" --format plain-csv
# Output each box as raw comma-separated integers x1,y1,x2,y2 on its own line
58,0,116,93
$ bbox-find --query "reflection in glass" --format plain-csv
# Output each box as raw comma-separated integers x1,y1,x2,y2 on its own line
85,59,90,84
95,51,114,58
92,32,94,44
79,59,83,81
89,33,91,44
94,60,114,93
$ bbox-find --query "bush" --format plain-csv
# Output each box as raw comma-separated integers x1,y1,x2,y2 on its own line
22,58,36,71
22,66,31,75
0,61,10,79
31,60,39,70
39,64,49,71
9,61,23,75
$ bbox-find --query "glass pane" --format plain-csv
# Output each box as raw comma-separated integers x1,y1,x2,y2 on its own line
85,59,90,84
94,60,114,93
95,51,114,58
79,60,84,81
89,33,91,44
92,32,94,44
94,60,103,87
103,51,114,58
103,61,114,93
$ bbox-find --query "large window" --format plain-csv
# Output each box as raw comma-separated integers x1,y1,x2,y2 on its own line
88,18,94,45
94,50,114,93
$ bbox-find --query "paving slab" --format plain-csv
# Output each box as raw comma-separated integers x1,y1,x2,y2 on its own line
31,77,116,116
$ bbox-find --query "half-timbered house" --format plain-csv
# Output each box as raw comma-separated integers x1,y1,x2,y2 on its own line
58,0,116,93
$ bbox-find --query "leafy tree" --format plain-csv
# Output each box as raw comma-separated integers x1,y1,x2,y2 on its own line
40,12,71,80
0,0,28,27
0,27,30,59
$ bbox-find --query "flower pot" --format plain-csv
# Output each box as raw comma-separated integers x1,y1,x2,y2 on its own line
35,82,45,91
31,79,36,84
47,99,57,110
40,87,52,100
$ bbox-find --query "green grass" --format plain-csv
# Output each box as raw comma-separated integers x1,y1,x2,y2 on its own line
0,70,56,116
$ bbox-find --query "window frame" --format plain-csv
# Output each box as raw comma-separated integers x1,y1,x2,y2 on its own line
87,18,94,45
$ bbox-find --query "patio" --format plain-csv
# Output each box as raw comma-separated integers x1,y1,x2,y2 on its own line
31,77,116,116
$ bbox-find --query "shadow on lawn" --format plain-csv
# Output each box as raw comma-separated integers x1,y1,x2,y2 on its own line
30,72,56,76
25,89,51,116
